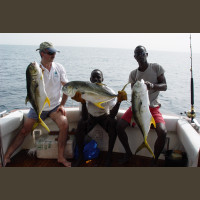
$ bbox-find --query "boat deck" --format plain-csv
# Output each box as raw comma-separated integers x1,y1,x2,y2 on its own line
6,150,166,167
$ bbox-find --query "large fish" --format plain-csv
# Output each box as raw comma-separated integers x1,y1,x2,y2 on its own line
62,81,118,109
131,79,156,158
25,62,50,132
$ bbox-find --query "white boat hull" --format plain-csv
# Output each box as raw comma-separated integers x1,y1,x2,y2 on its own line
0,108,200,167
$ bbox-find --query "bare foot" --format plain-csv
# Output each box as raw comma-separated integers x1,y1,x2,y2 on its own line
58,159,71,167
0,157,11,167
5,158,11,166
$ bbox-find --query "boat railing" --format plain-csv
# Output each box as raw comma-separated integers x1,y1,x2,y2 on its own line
0,110,7,118
191,119,200,133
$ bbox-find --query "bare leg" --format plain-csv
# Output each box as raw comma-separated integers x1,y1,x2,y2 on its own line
50,111,71,167
153,123,167,165
99,116,118,166
117,118,133,164
117,119,132,156
4,118,36,166
72,116,96,167
72,120,87,167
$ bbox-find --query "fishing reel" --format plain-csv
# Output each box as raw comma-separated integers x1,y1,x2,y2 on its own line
185,110,196,119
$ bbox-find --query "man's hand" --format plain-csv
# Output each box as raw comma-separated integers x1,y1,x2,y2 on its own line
57,105,66,116
71,91,86,104
145,81,154,90
117,90,127,102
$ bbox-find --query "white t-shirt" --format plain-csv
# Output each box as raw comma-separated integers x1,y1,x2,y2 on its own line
129,63,165,107
40,62,68,111
79,86,117,117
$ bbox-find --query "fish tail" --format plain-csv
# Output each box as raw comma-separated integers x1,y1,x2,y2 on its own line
135,142,146,155
144,139,155,159
32,122,39,131
135,137,155,158
38,117,50,132
150,116,156,128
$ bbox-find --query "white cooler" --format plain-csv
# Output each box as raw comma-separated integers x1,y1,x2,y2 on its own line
35,133,75,159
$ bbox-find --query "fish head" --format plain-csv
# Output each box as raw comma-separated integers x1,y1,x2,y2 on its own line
27,62,41,76
132,79,147,94
62,82,78,97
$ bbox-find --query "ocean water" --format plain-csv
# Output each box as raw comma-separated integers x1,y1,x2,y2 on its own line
0,45,200,122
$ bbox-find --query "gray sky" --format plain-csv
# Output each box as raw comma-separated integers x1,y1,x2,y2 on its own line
0,33,200,53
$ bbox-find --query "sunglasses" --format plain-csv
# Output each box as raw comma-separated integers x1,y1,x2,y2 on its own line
134,52,146,57
44,51,56,55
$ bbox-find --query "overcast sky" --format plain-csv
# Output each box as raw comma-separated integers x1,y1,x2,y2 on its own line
0,33,200,53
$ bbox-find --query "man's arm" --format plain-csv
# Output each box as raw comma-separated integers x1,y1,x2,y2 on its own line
57,93,68,116
80,101,88,121
71,92,88,120
145,74,167,91
57,81,69,115
60,93,68,106
110,90,127,118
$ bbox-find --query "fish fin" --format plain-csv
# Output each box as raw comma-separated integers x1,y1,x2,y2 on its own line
94,102,105,109
95,83,106,86
39,65,45,74
150,116,156,128
135,137,155,158
38,117,50,132
45,97,50,107
121,82,130,91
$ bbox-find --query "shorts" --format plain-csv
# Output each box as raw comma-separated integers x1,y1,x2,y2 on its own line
27,105,59,121
121,106,165,127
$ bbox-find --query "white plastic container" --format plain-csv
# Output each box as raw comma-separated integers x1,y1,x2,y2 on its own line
36,134,75,159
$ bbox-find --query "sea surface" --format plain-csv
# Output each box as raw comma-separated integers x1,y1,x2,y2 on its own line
0,45,200,122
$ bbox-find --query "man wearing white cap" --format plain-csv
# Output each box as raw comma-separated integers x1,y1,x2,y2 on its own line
3,42,71,167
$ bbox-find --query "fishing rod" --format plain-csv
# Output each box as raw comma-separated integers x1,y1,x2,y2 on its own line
186,34,196,123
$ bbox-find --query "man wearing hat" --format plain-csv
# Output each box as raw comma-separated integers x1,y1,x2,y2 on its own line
3,42,71,167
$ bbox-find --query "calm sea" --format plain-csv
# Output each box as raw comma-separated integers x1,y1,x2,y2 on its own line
0,45,200,122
